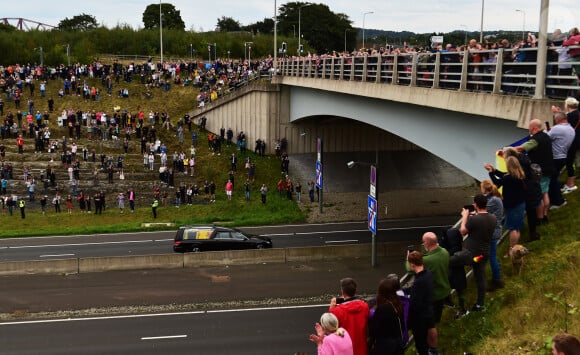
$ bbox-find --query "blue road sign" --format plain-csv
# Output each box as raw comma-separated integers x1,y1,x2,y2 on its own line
368,195,377,234
315,161,323,189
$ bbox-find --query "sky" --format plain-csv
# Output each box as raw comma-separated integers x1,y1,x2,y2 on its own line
4,0,579,35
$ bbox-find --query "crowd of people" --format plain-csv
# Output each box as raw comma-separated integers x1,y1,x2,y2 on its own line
282,27,580,98
308,270,579,355
0,56,305,219
304,94,579,354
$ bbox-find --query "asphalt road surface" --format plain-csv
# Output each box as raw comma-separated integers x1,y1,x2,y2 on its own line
1,306,328,355
1,256,407,354
0,217,457,261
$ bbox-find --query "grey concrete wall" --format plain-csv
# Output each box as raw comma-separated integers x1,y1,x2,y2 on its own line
191,83,282,155
0,259,78,276
78,254,184,273
0,243,408,275
274,76,561,129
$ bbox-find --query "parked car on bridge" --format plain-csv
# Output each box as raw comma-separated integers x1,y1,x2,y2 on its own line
173,225,272,252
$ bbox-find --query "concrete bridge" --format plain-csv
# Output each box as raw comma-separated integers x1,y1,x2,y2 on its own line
192,49,577,217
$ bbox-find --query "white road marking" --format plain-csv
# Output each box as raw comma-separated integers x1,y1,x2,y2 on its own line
2,230,170,241
39,254,75,258
325,240,358,244
141,335,187,340
262,225,450,237
0,304,327,326
8,240,152,249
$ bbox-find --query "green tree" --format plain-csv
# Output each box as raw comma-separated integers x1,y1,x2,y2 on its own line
278,2,353,54
243,18,275,34
216,16,241,32
0,23,16,32
142,3,185,30
58,13,98,31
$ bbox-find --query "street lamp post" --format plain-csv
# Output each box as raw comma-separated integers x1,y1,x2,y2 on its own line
190,43,193,61
459,24,468,47
479,0,484,43
344,28,350,53
515,9,526,40
362,11,374,50
245,42,253,62
298,3,312,56
159,0,163,65
347,158,379,267
274,0,278,70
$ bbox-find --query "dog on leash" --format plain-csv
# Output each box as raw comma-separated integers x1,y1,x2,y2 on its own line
510,244,530,275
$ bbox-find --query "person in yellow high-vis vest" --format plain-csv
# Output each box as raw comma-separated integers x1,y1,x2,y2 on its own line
19,198,25,219
151,198,159,219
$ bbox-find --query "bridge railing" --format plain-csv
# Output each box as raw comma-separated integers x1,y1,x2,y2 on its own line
278,47,579,99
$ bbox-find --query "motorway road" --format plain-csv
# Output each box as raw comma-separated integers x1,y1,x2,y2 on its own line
0,216,457,262
0,305,328,355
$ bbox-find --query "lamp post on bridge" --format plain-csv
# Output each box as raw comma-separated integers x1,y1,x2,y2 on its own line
298,3,313,56
245,42,253,62
159,0,163,65
459,24,468,47
362,11,374,50
515,9,526,41
344,28,351,53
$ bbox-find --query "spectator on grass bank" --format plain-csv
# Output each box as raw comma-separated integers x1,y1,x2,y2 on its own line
552,333,580,355
328,278,369,355
405,251,438,355
308,312,354,355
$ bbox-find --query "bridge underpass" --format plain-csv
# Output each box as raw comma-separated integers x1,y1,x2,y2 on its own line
194,81,537,218
284,86,531,219
288,86,528,183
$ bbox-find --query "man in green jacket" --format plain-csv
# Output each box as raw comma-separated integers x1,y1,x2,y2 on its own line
406,231,450,355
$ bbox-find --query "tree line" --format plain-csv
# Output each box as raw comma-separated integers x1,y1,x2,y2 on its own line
0,1,524,66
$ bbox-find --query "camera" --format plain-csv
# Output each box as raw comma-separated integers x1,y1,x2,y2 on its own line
407,245,414,252
335,297,345,304
463,204,475,212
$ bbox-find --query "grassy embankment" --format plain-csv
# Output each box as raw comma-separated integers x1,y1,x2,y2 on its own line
428,188,579,354
0,71,305,237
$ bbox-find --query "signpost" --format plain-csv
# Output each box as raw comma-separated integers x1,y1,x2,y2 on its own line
316,138,323,213
368,195,377,234
368,165,377,266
